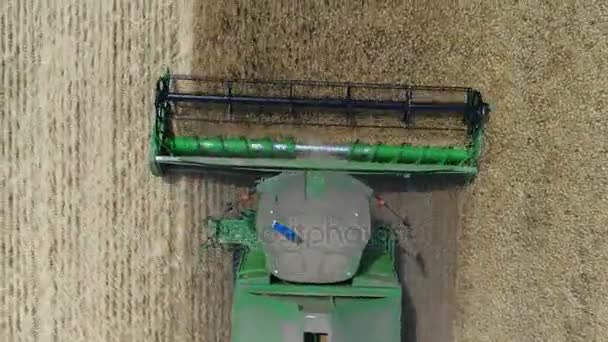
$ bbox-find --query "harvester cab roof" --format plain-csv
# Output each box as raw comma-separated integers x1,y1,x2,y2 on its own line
255,171,373,284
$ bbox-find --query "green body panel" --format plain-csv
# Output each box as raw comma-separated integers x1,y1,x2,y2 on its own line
230,240,401,342
231,287,401,342
208,209,258,248
230,290,302,342
330,296,402,342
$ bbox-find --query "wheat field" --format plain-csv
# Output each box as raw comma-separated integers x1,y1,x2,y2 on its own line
2,1,607,342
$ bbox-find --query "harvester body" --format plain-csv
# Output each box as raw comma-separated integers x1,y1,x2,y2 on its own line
148,70,490,341
209,171,401,342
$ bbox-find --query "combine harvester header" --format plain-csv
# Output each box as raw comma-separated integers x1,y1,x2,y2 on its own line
149,70,490,179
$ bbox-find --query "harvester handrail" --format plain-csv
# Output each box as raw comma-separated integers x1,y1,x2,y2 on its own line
165,93,469,113
170,73,474,92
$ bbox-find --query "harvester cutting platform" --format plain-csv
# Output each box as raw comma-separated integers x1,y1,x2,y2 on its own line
148,70,490,341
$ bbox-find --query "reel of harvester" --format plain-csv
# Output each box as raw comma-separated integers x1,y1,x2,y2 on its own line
149,70,490,179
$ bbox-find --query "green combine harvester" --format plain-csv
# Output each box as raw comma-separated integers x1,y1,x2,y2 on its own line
149,70,490,341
